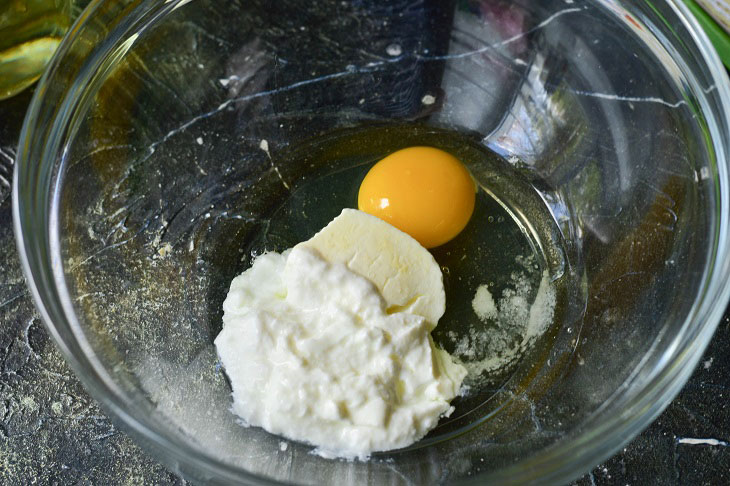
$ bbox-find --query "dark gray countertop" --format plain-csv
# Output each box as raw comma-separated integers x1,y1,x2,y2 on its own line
2,89,728,485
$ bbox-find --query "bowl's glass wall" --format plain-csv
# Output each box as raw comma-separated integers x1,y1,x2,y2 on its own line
15,0,730,484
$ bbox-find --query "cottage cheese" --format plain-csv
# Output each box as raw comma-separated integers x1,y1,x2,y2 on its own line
214,210,466,458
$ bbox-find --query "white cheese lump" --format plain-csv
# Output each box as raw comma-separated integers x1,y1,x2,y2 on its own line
215,209,466,459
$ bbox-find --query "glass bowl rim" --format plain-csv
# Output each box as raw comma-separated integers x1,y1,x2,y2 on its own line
12,0,730,483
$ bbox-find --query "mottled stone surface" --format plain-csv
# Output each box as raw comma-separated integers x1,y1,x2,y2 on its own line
1,90,183,485
571,316,730,486
3,86,729,485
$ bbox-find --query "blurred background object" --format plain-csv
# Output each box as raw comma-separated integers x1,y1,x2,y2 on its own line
0,0,74,99
685,0,730,68
697,0,730,33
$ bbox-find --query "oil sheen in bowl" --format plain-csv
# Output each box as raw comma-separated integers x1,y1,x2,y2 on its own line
241,123,574,445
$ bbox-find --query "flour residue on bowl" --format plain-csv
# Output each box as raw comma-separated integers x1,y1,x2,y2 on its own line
450,256,556,385
471,284,497,321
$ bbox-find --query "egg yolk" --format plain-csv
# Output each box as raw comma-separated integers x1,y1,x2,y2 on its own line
358,146,476,249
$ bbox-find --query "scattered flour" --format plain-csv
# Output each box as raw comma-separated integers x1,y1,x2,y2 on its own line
385,44,402,56
421,94,436,105
471,285,497,321
157,242,173,258
454,260,556,383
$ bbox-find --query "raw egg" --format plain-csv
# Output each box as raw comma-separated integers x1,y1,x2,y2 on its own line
358,146,476,248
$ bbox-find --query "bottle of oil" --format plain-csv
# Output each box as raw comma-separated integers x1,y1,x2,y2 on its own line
0,0,73,99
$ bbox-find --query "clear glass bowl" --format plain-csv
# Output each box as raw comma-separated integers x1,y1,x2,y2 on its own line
13,0,730,484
